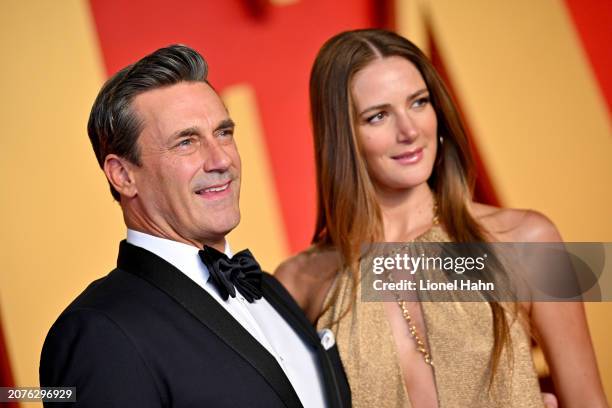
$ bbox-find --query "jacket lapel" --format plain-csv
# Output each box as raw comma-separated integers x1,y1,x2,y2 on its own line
261,273,352,408
116,241,303,408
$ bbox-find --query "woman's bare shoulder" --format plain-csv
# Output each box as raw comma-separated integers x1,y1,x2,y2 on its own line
274,246,340,321
470,202,562,242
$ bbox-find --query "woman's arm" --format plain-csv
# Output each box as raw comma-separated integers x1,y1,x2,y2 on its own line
533,301,607,407
524,211,608,407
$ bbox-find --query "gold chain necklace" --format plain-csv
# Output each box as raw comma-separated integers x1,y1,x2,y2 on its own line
397,299,433,365
391,198,439,366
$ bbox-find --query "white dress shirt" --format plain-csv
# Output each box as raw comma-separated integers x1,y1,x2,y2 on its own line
127,229,326,408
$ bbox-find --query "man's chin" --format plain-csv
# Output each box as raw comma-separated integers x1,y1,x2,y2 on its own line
201,212,241,239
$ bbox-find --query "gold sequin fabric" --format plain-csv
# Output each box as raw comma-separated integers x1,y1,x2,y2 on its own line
316,227,544,408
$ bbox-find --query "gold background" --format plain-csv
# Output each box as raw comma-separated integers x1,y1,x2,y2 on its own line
0,0,610,403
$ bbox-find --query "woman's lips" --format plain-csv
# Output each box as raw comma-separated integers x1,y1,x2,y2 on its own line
391,147,424,164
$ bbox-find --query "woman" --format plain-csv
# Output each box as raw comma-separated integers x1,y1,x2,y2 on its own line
275,29,607,408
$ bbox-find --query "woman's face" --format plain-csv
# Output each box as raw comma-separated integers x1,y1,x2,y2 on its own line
351,56,438,193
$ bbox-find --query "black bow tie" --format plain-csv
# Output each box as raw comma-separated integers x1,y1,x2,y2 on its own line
198,246,263,302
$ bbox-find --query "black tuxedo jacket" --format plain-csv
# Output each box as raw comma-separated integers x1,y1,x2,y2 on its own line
40,241,351,407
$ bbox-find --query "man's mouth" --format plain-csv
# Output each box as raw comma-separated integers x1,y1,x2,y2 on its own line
195,181,231,195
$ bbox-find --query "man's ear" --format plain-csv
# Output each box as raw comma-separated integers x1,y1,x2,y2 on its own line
103,154,138,198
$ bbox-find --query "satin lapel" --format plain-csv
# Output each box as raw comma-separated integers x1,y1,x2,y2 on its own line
116,241,303,408
261,273,351,408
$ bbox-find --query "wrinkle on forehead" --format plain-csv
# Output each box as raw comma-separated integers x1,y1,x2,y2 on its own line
132,82,229,154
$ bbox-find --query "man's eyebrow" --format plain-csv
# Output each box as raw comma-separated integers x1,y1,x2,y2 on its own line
172,126,200,139
214,118,235,132
170,119,235,139
358,88,429,116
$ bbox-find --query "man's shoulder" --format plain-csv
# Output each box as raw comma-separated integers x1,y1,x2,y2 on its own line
39,268,167,405
53,267,171,338
62,268,147,313
41,266,180,369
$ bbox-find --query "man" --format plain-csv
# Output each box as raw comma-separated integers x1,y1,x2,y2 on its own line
40,45,350,408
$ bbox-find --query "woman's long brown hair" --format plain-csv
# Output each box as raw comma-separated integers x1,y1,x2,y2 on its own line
309,29,512,383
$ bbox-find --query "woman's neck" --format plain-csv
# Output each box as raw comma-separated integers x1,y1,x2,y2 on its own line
376,183,437,242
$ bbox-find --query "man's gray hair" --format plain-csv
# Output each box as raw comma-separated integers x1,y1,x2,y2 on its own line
87,44,208,201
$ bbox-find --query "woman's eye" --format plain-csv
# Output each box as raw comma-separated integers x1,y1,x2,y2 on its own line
412,96,430,109
366,112,386,124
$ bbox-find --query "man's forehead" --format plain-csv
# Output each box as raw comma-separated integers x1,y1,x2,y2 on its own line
132,81,228,120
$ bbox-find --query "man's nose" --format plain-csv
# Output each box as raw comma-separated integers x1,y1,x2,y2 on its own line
396,113,419,143
203,139,232,172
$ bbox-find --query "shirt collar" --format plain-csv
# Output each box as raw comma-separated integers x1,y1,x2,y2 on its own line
126,229,232,287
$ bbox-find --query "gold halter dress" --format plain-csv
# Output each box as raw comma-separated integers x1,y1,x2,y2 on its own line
316,226,543,408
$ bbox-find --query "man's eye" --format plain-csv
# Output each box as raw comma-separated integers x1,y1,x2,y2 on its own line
218,128,234,137
176,138,197,150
